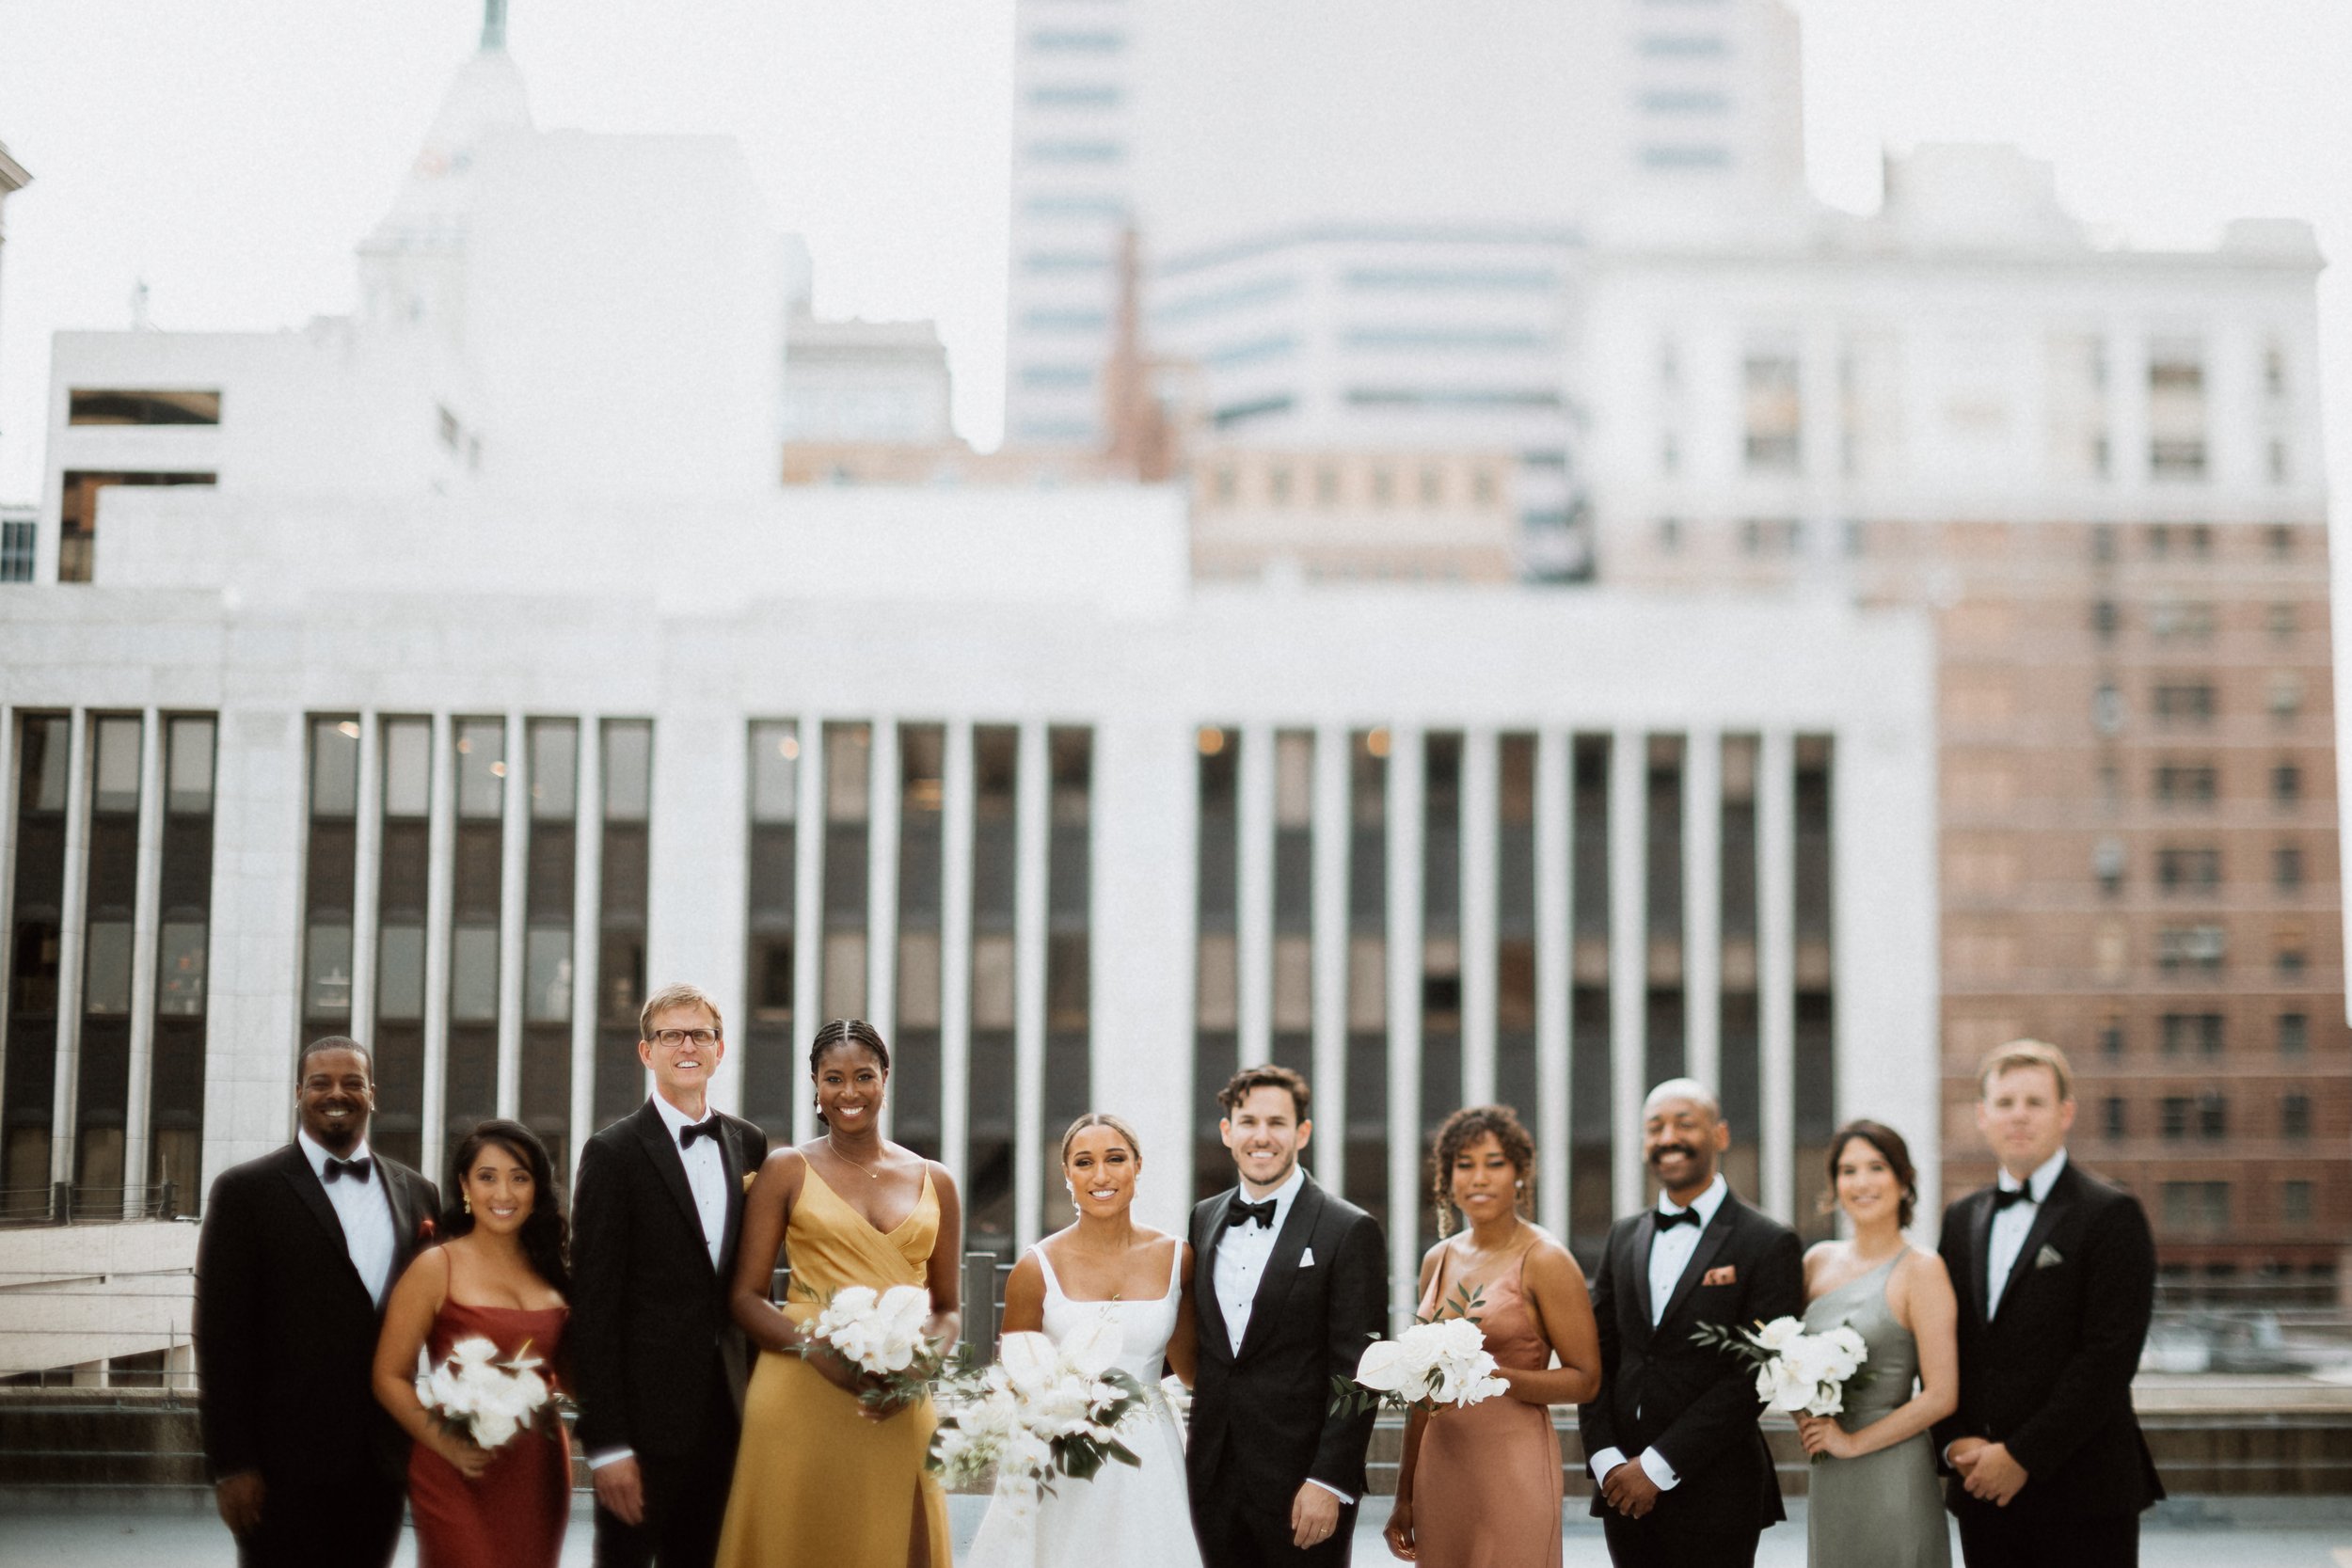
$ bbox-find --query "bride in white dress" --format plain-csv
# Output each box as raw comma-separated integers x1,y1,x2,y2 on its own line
964,1114,1202,1568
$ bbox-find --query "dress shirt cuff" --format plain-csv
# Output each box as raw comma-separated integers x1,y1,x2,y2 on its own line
586,1445,635,1471
1305,1478,1355,1507
1640,1448,1680,1490
1588,1447,1629,1486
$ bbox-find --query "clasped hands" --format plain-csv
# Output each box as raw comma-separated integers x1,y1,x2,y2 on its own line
1947,1436,2028,1506
1598,1459,1662,1519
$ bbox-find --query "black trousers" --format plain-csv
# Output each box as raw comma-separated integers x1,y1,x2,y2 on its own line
1955,1504,2138,1568
1190,1453,1355,1568
592,1373,744,1568
236,1467,404,1568
1598,1503,1764,1568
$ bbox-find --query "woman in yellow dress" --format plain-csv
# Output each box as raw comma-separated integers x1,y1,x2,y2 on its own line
717,1020,962,1568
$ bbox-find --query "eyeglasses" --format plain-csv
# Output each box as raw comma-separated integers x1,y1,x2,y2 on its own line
649,1027,721,1050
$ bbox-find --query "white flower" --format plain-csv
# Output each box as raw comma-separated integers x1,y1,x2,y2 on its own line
1354,1316,1509,1410
1750,1317,1806,1354
810,1284,935,1376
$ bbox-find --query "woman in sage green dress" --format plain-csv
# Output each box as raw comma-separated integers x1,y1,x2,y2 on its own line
1797,1119,1960,1568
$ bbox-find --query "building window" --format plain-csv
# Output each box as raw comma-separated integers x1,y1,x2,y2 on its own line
743,721,800,1133
2098,1017,2125,1057
57,470,216,584
2102,1096,2127,1140
372,718,433,1169
2160,1097,2190,1140
967,724,1022,1247
1041,726,1094,1236
2091,684,2124,736
2090,523,2117,562
894,723,946,1161
2152,683,2217,723
1741,353,1802,473
67,388,221,426
820,721,872,1021
2094,837,2125,896
2274,846,2304,891
595,721,653,1127
2281,1180,2313,1228
2265,602,2297,641
2162,1180,2230,1231
303,718,361,1038
2197,1093,2227,1140
520,720,579,1173
2147,341,2206,479
1029,28,1124,53
2153,763,2217,807
2161,1013,2224,1057
2277,940,2307,977
443,719,508,1145
0,517,32,582
2149,599,2215,640
2155,926,2226,972
2267,673,2304,721
2267,524,2295,560
1638,32,1730,56
1740,517,1800,558
2279,1012,2309,1056
2282,1092,2312,1140
2155,848,2220,895
2090,600,2119,641
2272,763,2302,807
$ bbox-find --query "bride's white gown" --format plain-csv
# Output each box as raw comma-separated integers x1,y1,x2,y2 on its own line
963,1241,1201,1568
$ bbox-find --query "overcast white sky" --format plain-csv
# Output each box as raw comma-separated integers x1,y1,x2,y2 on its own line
1,0,2348,508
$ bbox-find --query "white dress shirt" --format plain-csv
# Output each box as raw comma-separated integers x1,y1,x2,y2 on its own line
587,1094,729,1474
651,1089,729,1270
1588,1172,1730,1494
1987,1148,2068,1318
1209,1165,1350,1505
298,1129,396,1308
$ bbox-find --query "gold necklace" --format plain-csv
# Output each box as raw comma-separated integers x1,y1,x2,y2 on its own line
828,1134,884,1180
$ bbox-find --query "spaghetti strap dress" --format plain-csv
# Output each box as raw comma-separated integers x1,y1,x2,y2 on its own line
405,1293,571,1568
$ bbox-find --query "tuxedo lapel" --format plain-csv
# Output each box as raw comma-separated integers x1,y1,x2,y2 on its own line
1237,1177,1322,1362
718,1118,750,1276
1628,1215,1658,1336
276,1147,372,1306
1195,1191,1237,1363
630,1101,705,1241
1658,1198,1738,1329
1967,1188,1996,1326
382,1164,422,1281
1994,1167,2076,1326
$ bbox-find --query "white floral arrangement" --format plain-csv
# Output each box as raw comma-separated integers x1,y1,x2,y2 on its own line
1692,1316,1870,1450
930,1313,1152,1518
414,1335,554,1451
798,1283,949,1411
1332,1283,1512,1417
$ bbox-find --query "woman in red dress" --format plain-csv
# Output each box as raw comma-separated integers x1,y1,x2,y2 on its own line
374,1119,572,1568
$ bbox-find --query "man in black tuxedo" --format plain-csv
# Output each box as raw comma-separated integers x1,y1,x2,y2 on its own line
1579,1078,1802,1568
1188,1065,1386,1567
1935,1038,2161,1568
572,983,769,1568
195,1037,440,1568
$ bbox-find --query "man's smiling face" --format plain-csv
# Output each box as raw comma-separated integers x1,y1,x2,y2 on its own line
1221,1084,1311,1197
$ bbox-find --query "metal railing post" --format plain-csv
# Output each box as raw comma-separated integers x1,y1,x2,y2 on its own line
49,1180,68,1226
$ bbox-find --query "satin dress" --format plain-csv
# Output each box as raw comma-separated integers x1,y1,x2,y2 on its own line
1408,1237,1564,1568
715,1164,952,1568
405,1297,571,1568
1803,1249,1950,1568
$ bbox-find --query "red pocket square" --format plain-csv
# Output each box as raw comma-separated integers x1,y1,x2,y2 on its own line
1702,1265,1737,1287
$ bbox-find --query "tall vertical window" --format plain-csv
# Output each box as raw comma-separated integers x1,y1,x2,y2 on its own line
1420,733,1465,1251
967,726,1021,1247
521,721,578,1172
822,723,872,1019
303,720,359,1038
1192,727,1241,1204
1569,736,1613,1259
444,720,506,1145
150,717,214,1213
2148,340,2208,480
1717,736,1761,1201
1495,736,1537,1119
743,722,801,1134
4,716,70,1200
595,721,652,1126
1792,736,1836,1241
1344,730,1391,1233
1645,736,1686,1085
1742,353,1803,474
74,717,141,1196
1271,731,1315,1077
1041,727,1093,1234
894,725,945,1158
373,719,432,1168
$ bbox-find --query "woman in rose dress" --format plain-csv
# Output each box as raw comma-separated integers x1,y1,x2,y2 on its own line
373,1119,572,1568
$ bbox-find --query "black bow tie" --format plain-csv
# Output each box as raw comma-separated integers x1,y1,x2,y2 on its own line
324,1155,373,1184
680,1117,722,1149
1226,1197,1278,1230
1654,1206,1701,1230
1992,1185,2034,1212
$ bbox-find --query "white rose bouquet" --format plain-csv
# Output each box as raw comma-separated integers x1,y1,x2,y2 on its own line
798,1283,949,1411
414,1335,555,1451
1330,1282,1512,1418
1692,1315,1870,1457
930,1313,1152,1518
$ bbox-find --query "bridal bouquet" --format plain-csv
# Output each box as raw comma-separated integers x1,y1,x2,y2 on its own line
930,1314,1151,1517
799,1283,949,1411
1331,1282,1511,1418
1692,1316,1869,1437
415,1336,553,1451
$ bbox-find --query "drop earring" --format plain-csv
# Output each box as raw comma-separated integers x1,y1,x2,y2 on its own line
463,1196,472,1215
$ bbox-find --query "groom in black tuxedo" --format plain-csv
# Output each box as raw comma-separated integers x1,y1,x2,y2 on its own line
1934,1039,2161,1568
1188,1065,1386,1566
195,1037,440,1568
572,983,768,1568
1579,1078,1802,1568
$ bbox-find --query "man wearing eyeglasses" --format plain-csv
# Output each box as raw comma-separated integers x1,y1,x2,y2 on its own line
572,984,770,1568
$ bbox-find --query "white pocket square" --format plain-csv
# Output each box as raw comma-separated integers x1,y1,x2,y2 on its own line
2035,1244,2063,1269
1299,1247,1316,1267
